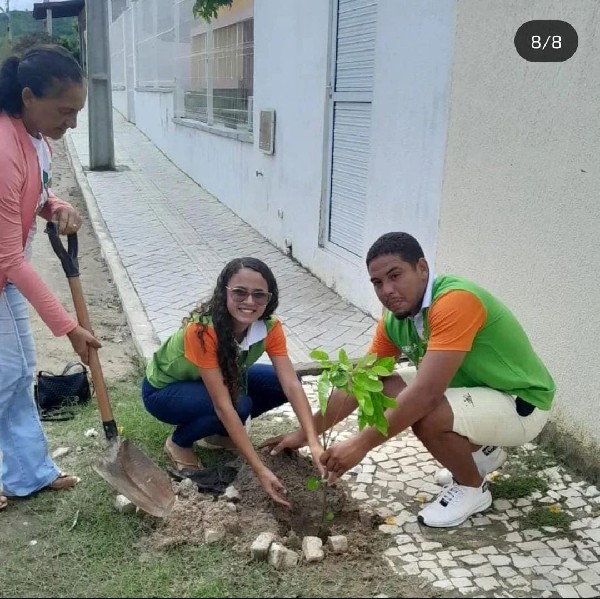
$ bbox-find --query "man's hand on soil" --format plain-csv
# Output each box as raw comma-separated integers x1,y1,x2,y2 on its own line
321,438,366,485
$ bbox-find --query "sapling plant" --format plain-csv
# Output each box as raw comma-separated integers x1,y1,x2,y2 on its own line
305,348,397,524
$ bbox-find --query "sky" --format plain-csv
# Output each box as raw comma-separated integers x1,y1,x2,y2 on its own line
8,0,36,10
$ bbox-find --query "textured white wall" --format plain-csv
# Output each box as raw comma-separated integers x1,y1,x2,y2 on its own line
437,0,600,443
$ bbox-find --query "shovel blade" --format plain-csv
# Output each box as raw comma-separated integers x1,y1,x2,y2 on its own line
93,439,175,518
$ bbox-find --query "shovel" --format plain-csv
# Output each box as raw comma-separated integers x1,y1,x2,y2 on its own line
46,222,175,518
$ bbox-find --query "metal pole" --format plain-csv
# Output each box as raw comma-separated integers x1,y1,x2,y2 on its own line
86,0,115,171
6,0,11,42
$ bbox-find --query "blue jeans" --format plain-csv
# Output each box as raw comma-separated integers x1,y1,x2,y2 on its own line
142,363,288,448
0,284,60,496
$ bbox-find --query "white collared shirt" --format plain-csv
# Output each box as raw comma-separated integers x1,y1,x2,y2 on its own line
237,320,268,350
411,272,435,339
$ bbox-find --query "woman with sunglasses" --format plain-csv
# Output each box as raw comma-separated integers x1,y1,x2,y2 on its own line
141,257,324,506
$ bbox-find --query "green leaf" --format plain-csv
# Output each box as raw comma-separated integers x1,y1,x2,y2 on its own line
382,394,397,409
374,407,389,436
329,370,349,388
310,349,330,362
361,396,374,416
358,353,377,368
357,411,368,430
369,365,394,376
353,371,383,392
325,511,335,521
306,476,321,491
338,348,351,366
374,357,396,372
317,373,331,416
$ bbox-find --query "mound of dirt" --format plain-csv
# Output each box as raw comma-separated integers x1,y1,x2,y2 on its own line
146,450,380,552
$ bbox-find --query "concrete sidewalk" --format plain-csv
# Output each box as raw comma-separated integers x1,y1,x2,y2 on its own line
66,109,375,364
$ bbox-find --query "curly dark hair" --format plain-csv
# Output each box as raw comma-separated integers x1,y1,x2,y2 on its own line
184,257,279,399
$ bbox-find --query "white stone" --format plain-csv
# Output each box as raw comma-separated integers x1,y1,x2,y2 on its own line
224,485,240,502
449,568,473,578
497,566,516,577
114,494,135,514
450,577,473,588
489,554,511,566
518,540,549,551
432,579,453,590
356,473,373,484
512,555,538,568
585,485,600,497
326,535,348,554
562,558,586,571
566,497,587,509
402,563,420,576
51,447,71,459
251,532,275,561
579,569,600,585
504,532,523,542
475,576,498,591
268,542,298,569
472,516,492,526
576,582,599,598
204,528,225,544
556,585,578,598
493,499,512,511
84,428,98,438
460,554,488,565
302,536,324,562
531,579,552,591
472,564,495,576
548,538,574,549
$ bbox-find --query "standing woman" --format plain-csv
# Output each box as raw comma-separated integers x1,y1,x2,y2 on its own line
0,45,101,511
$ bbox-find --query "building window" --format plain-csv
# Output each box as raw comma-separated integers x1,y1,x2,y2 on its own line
184,18,254,130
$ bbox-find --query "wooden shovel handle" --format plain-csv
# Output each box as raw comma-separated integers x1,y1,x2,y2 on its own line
68,277,115,428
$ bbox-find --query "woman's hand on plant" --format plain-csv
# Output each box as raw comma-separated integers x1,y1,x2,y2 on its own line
320,437,366,484
308,441,326,478
259,430,306,455
257,468,290,507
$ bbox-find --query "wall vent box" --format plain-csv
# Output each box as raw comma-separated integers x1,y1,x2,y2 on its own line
259,109,275,155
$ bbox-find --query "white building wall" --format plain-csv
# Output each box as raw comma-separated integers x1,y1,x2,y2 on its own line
122,0,455,317
437,0,600,443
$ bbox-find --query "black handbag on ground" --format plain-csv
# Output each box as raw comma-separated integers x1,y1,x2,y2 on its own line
35,361,91,421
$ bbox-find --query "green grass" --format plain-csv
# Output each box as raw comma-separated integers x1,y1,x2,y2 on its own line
520,506,574,531
490,473,548,500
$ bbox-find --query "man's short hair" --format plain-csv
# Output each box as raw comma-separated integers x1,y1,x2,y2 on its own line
366,232,425,267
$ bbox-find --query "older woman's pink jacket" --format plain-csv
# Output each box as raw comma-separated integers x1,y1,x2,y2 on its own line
0,112,77,336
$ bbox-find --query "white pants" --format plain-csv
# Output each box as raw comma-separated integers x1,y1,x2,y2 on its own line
399,366,550,446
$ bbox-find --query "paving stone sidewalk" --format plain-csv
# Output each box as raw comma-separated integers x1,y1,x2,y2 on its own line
67,109,375,363
272,367,600,599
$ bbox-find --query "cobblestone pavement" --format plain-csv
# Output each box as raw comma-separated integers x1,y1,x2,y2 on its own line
268,367,600,599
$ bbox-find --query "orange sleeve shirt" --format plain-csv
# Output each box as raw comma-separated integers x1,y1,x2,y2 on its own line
367,317,402,358
427,290,486,351
183,319,288,369
367,290,486,356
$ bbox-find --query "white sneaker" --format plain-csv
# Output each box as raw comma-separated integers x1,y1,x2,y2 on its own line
418,480,492,527
434,445,507,486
